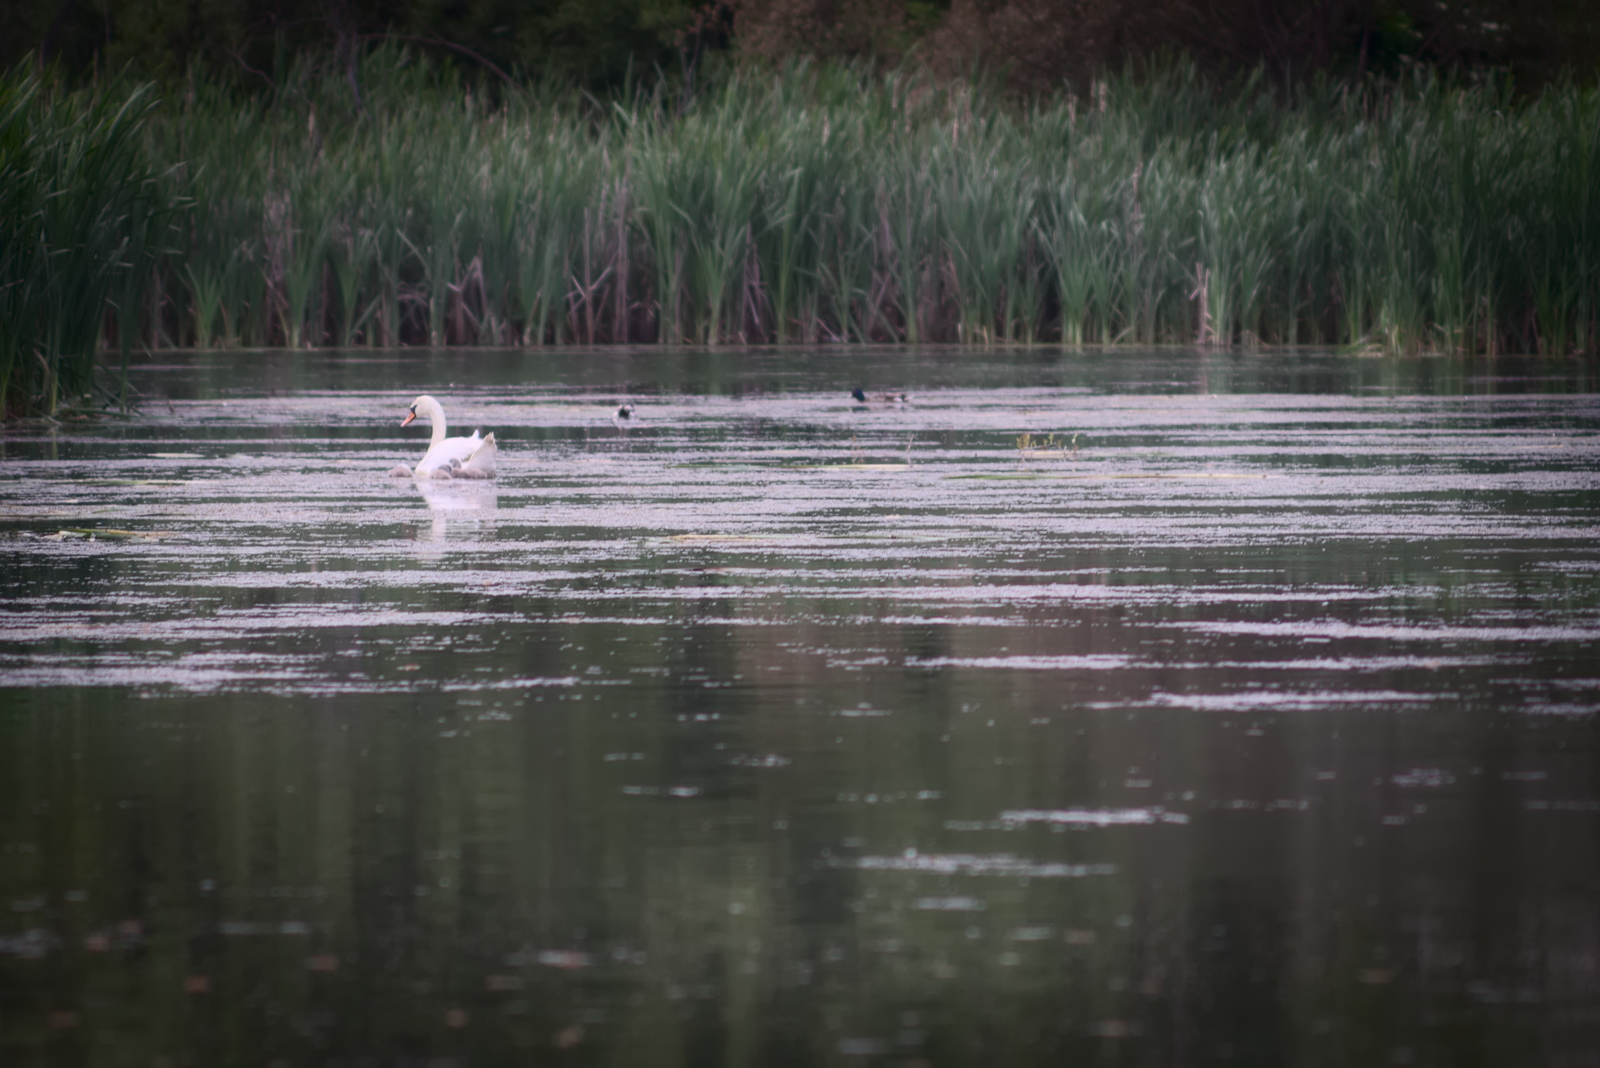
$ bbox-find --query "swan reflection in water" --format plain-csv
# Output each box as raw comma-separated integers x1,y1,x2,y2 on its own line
412,478,497,542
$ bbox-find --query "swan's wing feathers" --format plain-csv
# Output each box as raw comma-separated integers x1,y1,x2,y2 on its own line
459,432,496,478
416,433,483,474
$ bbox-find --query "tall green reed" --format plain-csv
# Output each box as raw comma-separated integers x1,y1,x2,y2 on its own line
0,70,166,416
6,51,1599,418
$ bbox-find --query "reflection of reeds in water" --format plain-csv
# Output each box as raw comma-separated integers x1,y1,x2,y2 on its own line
5,53,1600,413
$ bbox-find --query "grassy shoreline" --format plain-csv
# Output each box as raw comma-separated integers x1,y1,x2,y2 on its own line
4,53,1598,415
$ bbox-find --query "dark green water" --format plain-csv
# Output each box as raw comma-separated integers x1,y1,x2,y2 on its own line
2,348,1599,1068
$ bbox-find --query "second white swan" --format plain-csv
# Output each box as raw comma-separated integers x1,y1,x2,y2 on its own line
387,395,497,480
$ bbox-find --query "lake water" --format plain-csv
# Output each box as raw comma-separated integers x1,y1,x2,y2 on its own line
2,348,1599,1067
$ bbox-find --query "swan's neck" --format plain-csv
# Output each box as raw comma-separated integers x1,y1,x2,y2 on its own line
421,398,447,445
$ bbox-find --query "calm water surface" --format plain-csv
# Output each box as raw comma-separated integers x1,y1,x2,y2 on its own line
2,348,1599,1068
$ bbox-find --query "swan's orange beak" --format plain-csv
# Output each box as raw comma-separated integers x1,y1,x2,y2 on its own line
401,408,417,428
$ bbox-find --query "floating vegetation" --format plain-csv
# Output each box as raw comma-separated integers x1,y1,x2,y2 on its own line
1015,432,1077,459
54,528,169,540
810,463,911,471
665,533,773,543
834,853,1119,878
4,53,1600,418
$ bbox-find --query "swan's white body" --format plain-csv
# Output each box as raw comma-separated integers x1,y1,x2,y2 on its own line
388,395,497,480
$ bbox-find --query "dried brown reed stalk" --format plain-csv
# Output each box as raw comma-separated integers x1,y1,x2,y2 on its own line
1191,262,1212,345
262,191,292,346
614,176,630,344
447,255,487,345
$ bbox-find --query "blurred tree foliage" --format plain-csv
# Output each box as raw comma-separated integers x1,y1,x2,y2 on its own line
5,0,1594,91
5,0,708,88
903,0,1599,92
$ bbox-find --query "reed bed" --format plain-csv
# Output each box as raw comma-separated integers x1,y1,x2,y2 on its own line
4,53,1598,413
1,71,167,415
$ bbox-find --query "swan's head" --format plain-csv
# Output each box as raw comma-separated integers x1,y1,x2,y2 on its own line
401,395,436,428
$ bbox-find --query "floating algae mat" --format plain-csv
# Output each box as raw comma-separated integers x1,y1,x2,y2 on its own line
1,347,1598,1066
52,527,174,539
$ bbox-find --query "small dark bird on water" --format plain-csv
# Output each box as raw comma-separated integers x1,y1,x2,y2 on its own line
616,404,634,420
851,387,908,404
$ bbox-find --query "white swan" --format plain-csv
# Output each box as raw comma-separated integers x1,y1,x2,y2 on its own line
387,395,497,480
